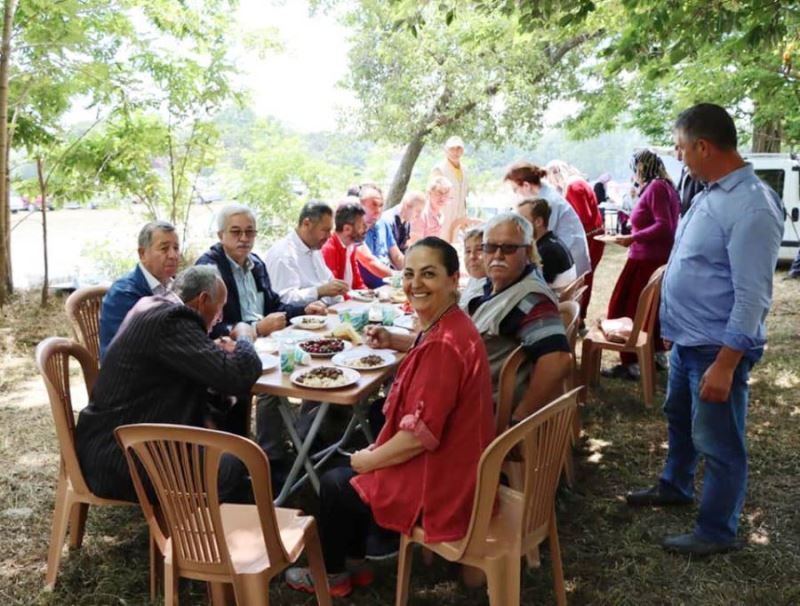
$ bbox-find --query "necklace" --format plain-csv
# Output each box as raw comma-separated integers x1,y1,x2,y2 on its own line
418,302,456,337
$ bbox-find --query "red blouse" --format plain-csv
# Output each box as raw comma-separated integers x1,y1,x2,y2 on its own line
350,306,495,543
564,179,603,234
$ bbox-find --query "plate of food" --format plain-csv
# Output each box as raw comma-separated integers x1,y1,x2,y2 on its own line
290,315,328,330
290,366,360,389
349,289,377,302
332,350,396,370
254,338,279,354
389,288,407,304
593,234,621,243
259,353,279,372
298,338,352,357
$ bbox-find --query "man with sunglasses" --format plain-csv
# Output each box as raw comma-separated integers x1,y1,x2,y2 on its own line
466,212,572,421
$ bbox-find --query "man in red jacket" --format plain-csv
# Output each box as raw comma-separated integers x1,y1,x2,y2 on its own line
321,199,369,291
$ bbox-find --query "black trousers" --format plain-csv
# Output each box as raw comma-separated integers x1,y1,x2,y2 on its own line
319,466,372,573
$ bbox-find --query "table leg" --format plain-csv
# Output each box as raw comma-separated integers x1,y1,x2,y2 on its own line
274,401,329,505
352,402,375,443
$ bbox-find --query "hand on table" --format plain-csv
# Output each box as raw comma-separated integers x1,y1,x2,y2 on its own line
699,361,734,403
318,279,349,298
256,312,286,336
304,301,328,315
365,325,392,349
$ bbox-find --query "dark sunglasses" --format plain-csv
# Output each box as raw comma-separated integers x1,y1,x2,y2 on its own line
481,242,527,255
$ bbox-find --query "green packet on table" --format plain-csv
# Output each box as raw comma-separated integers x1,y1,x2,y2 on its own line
338,309,369,331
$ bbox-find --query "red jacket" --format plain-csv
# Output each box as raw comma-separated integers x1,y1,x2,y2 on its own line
351,307,495,542
321,233,366,290
565,179,603,234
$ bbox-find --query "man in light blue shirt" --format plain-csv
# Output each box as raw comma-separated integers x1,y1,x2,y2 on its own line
626,104,783,556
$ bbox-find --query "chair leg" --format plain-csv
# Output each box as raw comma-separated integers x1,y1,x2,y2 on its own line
637,346,655,407
486,556,520,606
164,557,178,606
548,512,567,606
45,476,72,589
563,447,576,488
304,522,332,606
68,502,89,549
524,546,541,569
580,341,594,396
394,535,414,606
210,581,236,606
149,534,161,602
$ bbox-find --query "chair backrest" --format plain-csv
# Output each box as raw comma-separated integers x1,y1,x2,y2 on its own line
558,300,581,353
459,388,580,559
35,337,99,496
623,265,666,348
65,285,109,366
114,424,290,578
558,272,587,303
495,345,527,436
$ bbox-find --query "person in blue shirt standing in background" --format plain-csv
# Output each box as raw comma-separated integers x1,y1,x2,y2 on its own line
626,103,783,556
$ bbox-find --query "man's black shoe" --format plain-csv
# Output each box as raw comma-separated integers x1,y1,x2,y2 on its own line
626,484,693,507
662,533,742,557
600,364,639,381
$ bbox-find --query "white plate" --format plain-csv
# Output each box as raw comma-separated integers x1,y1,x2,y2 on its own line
297,338,353,357
349,290,378,302
259,353,279,372
290,315,328,330
331,350,396,370
270,328,318,341
290,366,361,389
254,338,279,354
393,315,417,331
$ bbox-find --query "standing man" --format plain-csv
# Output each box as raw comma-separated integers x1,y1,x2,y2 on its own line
626,104,783,556
321,199,369,291
430,135,469,241
264,200,349,306
99,220,180,360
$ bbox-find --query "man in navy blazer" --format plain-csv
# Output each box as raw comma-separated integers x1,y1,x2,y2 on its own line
99,221,180,359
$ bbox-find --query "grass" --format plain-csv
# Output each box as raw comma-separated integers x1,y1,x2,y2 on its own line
1,245,799,605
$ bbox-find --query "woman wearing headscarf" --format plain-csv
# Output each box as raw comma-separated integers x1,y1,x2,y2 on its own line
602,150,680,380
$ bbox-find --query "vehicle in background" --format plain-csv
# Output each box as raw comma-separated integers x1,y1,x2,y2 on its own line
28,195,55,212
10,192,27,213
744,153,800,263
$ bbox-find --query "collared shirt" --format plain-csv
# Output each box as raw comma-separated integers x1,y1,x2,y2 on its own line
660,164,783,358
264,230,341,305
138,263,180,303
538,183,592,276
380,206,411,252
410,206,444,240
226,254,264,323
364,221,398,267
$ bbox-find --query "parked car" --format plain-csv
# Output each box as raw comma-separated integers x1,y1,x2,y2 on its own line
28,195,55,211
10,192,27,213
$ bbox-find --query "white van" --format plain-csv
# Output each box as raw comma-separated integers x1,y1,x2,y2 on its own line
743,153,800,263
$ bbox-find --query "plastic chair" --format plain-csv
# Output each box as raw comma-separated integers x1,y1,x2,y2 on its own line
395,388,580,606
557,272,587,304
581,266,666,406
64,285,108,367
36,336,137,590
114,423,331,606
558,301,582,486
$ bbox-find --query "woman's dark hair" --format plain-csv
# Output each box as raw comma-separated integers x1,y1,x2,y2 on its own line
408,236,460,276
503,161,548,186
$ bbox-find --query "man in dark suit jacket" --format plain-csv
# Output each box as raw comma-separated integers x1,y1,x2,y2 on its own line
99,221,180,359
76,265,262,503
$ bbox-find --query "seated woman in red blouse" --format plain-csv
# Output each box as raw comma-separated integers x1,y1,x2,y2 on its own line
286,237,495,597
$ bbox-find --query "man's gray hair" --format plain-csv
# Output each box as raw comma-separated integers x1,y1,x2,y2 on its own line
216,204,256,233
172,265,222,303
298,200,333,226
464,225,484,242
483,211,534,245
138,220,176,249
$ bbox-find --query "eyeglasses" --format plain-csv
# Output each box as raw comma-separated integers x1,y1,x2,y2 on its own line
481,242,527,255
226,229,258,239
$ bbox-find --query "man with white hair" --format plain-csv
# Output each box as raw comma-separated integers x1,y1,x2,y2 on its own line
430,135,469,240
76,265,262,503
465,212,572,421
99,220,180,360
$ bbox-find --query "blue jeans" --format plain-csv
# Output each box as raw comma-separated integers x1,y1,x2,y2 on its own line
660,344,754,543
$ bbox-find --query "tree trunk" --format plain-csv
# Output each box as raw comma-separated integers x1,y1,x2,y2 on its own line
751,118,782,153
36,156,48,305
0,0,17,305
385,130,427,209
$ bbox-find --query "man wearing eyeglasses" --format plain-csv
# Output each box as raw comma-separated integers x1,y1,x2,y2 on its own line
466,212,572,422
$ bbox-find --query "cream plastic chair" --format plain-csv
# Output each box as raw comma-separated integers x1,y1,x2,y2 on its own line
581,266,666,406
395,388,581,606
557,272,587,304
36,336,138,590
558,300,582,486
64,285,108,367
115,423,331,606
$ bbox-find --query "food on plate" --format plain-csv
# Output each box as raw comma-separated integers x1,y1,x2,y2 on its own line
299,338,346,355
293,315,327,328
343,354,385,369
353,289,377,300
295,366,349,388
330,323,363,345
390,290,407,304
